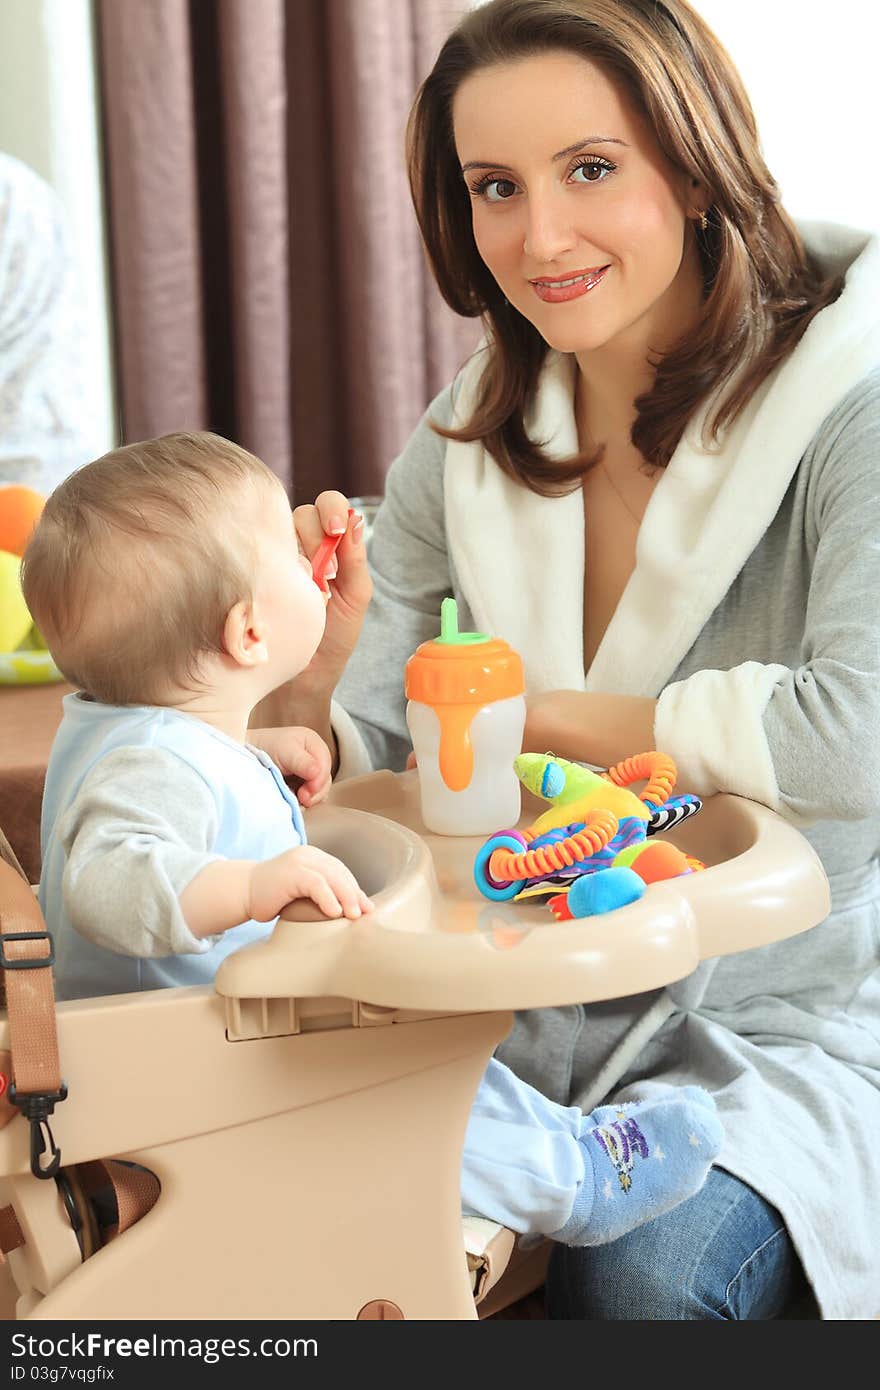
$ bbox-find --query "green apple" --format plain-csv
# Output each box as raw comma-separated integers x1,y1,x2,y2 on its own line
0,548,33,652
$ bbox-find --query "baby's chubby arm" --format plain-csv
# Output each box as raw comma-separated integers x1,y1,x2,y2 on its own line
58,748,226,957
178,731,372,930
179,845,373,937
57,748,372,958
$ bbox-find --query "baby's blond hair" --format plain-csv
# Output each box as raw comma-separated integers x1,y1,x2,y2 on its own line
21,431,286,706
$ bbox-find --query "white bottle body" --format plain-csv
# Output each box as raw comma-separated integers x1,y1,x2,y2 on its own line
406,694,526,836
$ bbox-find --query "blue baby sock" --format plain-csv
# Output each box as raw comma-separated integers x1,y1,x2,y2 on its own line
549,1087,723,1246
587,1083,718,1127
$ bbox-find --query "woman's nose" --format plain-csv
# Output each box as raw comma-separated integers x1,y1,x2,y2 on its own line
522,192,577,263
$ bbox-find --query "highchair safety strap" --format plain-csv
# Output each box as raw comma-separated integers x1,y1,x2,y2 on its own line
0,1204,24,1256
0,849,159,1271
77,1159,160,1239
0,1200,24,1256
0,1158,160,1263
0,855,67,1179
0,824,27,883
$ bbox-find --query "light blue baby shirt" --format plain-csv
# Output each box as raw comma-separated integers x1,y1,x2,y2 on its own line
40,695,306,1000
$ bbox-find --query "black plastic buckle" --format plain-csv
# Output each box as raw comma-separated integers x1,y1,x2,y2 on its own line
55,1171,85,1258
8,1082,68,1179
0,930,55,970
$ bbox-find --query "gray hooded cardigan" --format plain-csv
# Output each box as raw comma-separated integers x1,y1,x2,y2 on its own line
332,222,880,1318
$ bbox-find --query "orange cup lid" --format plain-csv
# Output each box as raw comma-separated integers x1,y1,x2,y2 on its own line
404,599,524,706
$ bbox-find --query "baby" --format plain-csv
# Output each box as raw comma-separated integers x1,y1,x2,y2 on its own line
24,430,723,1248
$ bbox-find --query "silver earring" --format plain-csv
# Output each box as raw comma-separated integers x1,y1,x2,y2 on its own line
699,210,709,231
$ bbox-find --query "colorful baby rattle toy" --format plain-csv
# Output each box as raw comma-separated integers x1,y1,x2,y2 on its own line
473,751,705,920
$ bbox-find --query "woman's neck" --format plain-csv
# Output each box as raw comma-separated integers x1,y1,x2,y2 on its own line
575,237,705,449
574,351,648,449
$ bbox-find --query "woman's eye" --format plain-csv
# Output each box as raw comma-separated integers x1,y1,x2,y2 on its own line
570,158,615,185
468,157,614,202
470,176,518,202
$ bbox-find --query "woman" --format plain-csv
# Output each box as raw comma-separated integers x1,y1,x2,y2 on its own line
283,0,880,1319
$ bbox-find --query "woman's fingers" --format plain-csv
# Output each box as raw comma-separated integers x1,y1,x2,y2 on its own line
292,495,369,593
290,494,374,683
330,512,371,606
303,510,373,676
291,505,325,559
292,490,349,559
315,490,353,537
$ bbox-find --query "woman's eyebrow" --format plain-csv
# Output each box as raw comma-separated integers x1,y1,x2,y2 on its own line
461,135,629,174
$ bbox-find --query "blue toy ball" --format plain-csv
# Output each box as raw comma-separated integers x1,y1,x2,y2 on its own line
565,866,646,917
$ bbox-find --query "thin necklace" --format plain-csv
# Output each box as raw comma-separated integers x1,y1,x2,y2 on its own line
597,458,644,525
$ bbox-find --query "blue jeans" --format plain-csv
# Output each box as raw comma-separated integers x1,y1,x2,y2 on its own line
545,1167,813,1319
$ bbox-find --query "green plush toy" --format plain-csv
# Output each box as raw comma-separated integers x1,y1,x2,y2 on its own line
513,751,652,834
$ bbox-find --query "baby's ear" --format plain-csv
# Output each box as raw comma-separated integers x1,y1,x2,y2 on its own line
223,599,268,667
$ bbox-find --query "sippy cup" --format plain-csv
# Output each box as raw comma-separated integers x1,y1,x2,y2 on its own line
404,598,526,835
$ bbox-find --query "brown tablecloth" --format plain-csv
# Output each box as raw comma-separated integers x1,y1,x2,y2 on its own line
0,683,70,882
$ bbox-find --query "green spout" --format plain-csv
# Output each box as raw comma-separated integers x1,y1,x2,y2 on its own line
436,596,488,645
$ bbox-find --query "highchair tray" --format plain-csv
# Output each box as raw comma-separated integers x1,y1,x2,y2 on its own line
215,769,831,1013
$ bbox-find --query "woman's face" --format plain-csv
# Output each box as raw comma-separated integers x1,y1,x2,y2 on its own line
452,51,703,359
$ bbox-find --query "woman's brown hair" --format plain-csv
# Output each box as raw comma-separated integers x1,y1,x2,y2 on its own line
407,0,843,496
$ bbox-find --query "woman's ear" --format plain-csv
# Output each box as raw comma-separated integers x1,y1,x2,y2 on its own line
223,599,269,667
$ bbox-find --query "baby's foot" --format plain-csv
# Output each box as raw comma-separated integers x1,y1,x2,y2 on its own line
549,1088,723,1246
587,1083,717,1128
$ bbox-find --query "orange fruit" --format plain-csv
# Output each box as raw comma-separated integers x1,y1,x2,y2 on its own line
0,486,45,557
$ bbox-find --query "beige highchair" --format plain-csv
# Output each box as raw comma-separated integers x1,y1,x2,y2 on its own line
0,769,830,1321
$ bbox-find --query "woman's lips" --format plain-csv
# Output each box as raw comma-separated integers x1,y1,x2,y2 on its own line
530,265,610,303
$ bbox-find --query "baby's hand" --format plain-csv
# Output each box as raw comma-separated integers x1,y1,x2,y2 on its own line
248,845,374,921
250,726,332,806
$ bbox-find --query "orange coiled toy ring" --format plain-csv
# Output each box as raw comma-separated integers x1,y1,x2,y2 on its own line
601,751,677,807
488,808,619,884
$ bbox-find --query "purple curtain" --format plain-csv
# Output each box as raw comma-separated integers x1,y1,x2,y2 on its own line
98,0,478,500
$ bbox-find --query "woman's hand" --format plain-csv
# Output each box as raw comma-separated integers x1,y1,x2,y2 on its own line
292,491,373,691
249,726,332,807
250,492,373,767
